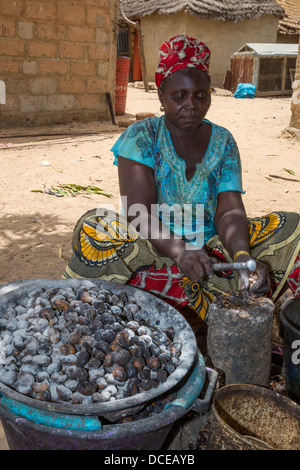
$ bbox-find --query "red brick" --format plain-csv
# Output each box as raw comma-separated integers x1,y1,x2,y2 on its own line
1,0,23,17
56,2,86,25
68,26,94,43
0,38,25,56
38,24,66,41
59,79,86,94
86,0,108,5
59,43,85,59
87,78,106,93
88,44,109,60
28,41,57,57
40,59,68,75
87,7,109,27
70,61,95,77
0,58,19,74
0,20,16,37
25,2,56,21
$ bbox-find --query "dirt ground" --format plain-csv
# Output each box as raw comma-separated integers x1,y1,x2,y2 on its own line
0,84,299,285
0,84,299,450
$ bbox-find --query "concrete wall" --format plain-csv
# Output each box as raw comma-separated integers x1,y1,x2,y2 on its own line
141,11,279,87
0,0,119,128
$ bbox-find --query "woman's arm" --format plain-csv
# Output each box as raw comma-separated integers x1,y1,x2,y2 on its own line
214,190,250,259
118,156,183,257
118,156,214,281
214,191,270,295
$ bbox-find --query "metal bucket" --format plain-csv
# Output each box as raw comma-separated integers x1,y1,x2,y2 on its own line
279,298,300,403
0,279,209,450
0,353,211,450
207,384,300,450
0,278,198,412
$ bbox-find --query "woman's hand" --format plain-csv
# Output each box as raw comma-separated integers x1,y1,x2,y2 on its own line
238,255,270,297
172,245,214,281
214,191,270,296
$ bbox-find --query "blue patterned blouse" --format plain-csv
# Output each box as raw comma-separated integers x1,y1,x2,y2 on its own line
111,115,243,247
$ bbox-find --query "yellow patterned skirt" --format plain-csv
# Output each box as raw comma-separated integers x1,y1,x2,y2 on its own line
63,209,300,322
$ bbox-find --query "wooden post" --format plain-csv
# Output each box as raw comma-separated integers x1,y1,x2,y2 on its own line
135,21,150,92
282,57,287,92
119,0,150,92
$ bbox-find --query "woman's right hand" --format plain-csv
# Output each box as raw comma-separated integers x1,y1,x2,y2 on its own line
172,244,214,281
118,157,215,282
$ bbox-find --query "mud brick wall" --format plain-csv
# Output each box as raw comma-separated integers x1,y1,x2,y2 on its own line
0,0,119,128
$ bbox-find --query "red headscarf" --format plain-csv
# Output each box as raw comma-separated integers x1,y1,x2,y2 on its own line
155,35,210,88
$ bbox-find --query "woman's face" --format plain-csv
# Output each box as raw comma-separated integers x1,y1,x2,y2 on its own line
158,68,211,131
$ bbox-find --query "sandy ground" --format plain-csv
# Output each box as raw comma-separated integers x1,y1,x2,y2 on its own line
0,85,299,450
0,84,299,285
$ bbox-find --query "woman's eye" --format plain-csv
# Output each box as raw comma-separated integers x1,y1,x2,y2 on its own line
196,92,207,99
175,94,185,100
171,91,209,101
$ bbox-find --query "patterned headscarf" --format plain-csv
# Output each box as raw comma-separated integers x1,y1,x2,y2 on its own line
155,35,210,89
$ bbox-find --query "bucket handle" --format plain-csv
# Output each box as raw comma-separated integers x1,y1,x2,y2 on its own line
0,356,218,431
191,367,218,414
164,354,217,414
0,393,102,432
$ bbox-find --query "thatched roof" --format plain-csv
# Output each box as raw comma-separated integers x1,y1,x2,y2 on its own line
276,0,300,35
120,0,285,23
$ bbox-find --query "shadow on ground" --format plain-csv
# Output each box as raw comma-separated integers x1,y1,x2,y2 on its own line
0,211,73,285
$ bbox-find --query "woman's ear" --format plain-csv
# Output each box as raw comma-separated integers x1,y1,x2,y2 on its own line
157,89,165,112
157,88,163,106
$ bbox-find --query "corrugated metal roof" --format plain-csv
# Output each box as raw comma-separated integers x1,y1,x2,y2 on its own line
235,43,299,55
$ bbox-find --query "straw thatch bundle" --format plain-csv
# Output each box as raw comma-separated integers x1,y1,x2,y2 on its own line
120,0,285,22
277,0,300,35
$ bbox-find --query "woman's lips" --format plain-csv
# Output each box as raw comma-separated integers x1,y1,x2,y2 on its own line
181,115,202,122
182,115,201,119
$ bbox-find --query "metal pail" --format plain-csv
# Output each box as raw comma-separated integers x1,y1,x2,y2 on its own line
207,384,300,450
279,298,300,403
0,278,207,450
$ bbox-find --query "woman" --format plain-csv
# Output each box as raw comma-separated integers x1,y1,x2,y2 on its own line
63,35,300,321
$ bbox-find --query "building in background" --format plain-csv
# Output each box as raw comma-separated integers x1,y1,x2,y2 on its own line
276,0,300,44
120,0,285,87
0,0,119,128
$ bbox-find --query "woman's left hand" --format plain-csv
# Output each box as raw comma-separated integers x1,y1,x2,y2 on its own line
214,192,270,297
239,256,270,297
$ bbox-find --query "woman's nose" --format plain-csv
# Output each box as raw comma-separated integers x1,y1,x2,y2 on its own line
185,96,197,109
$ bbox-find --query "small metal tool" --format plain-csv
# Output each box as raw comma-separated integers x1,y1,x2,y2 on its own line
212,259,257,272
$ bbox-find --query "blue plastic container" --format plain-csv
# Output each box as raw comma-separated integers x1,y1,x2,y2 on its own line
233,83,256,98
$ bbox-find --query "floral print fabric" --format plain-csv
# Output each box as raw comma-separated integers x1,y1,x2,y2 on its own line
155,35,211,88
111,115,244,247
